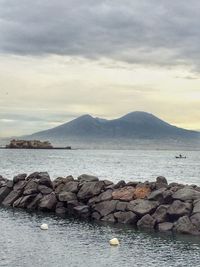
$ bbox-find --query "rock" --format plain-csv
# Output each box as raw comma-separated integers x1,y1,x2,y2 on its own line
158,222,173,232
58,191,77,202
172,187,200,201
98,190,113,202
13,180,27,191
92,212,101,220
77,181,104,200
6,180,14,188
152,205,169,223
13,194,36,208
133,186,151,199
2,190,23,206
40,223,48,230
53,176,74,189
113,180,126,189
56,206,68,216
109,238,119,246
190,213,200,231
167,200,192,219
148,188,166,203
78,174,99,183
114,211,137,224
13,173,27,184
27,193,43,209
38,172,53,188
38,192,57,211
38,185,53,195
61,181,79,193
73,205,90,218
103,180,113,186
0,186,12,203
126,181,138,187
162,190,173,204
173,216,199,235
192,199,200,214
94,200,118,217
112,186,135,201
116,201,128,211
101,213,116,223
127,199,158,216
137,214,156,229
156,176,168,184
23,180,38,195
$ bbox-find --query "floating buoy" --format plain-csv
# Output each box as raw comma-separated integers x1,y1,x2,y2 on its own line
109,238,119,246
40,223,48,230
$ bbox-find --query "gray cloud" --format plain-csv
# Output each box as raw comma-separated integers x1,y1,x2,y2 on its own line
1,0,200,69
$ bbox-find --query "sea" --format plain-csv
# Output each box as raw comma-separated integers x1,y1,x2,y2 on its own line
0,149,200,267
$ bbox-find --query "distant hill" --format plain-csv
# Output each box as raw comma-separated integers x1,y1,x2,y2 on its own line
23,111,200,149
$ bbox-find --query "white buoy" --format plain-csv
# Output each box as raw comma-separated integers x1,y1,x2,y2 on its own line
40,223,48,230
109,238,119,246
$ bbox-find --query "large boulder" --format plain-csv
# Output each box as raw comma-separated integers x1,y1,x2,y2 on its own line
133,186,151,199
190,213,200,231
116,201,128,211
73,205,90,218
13,194,36,208
77,174,99,183
156,176,168,185
13,173,27,184
172,187,200,201
88,190,113,205
127,199,158,216
148,188,166,203
23,180,38,195
38,172,53,188
27,193,43,209
0,186,12,203
137,214,156,229
112,186,135,201
152,205,169,223
13,180,27,191
113,180,126,189
101,214,116,223
158,222,173,232
61,181,79,193
77,181,104,200
114,211,137,224
2,190,23,206
192,199,200,214
38,185,53,195
38,192,57,211
167,200,192,219
94,200,118,217
173,216,199,235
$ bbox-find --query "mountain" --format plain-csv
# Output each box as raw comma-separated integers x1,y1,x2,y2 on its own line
23,111,200,149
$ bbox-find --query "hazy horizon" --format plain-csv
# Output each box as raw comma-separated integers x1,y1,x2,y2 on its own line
1,1,200,137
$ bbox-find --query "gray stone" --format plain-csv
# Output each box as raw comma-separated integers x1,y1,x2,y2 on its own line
38,172,53,188
127,199,158,216
0,186,12,203
77,181,104,200
190,213,200,231
158,222,173,232
94,200,118,217
23,180,38,195
98,190,113,202
27,193,43,209
13,194,36,208
114,211,137,224
103,180,113,186
156,176,168,184
167,200,192,219
38,185,53,195
56,206,67,216
13,173,27,184
92,212,101,220
78,174,99,183
192,199,200,214
113,180,126,189
137,214,156,229
73,205,90,218
101,213,116,223
173,216,199,235
148,188,166,202
61,181,79,193
116,201,128,211
38,192,57,210
13,180,27,191
2,190,23,206
58,191,77,202
6,180,14,188
172,188,200,201
152,205,169,223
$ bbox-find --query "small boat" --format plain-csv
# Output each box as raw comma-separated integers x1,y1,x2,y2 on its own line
175,154,186,159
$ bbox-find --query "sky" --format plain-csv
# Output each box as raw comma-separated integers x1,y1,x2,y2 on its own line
0,0,200,137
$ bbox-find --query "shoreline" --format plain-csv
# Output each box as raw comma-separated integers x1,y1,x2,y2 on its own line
1,172,200,236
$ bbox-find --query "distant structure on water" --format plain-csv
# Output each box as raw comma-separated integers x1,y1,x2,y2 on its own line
6,139,53,149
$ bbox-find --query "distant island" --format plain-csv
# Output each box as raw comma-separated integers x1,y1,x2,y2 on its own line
5,139,71,150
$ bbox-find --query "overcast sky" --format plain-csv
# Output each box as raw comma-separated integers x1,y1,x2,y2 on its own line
0,0,200,137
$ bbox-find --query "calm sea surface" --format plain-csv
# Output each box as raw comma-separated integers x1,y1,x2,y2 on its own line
0,149,200,267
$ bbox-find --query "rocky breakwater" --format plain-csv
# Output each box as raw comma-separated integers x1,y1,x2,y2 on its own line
1,173,200,235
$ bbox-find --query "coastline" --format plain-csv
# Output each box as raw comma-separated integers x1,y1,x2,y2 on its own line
1,172,200,236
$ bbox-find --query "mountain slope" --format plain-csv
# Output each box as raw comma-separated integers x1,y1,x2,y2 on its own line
26,111,199,141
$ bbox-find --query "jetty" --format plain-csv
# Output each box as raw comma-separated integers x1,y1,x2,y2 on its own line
0,172,200,236
3,139,71,150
